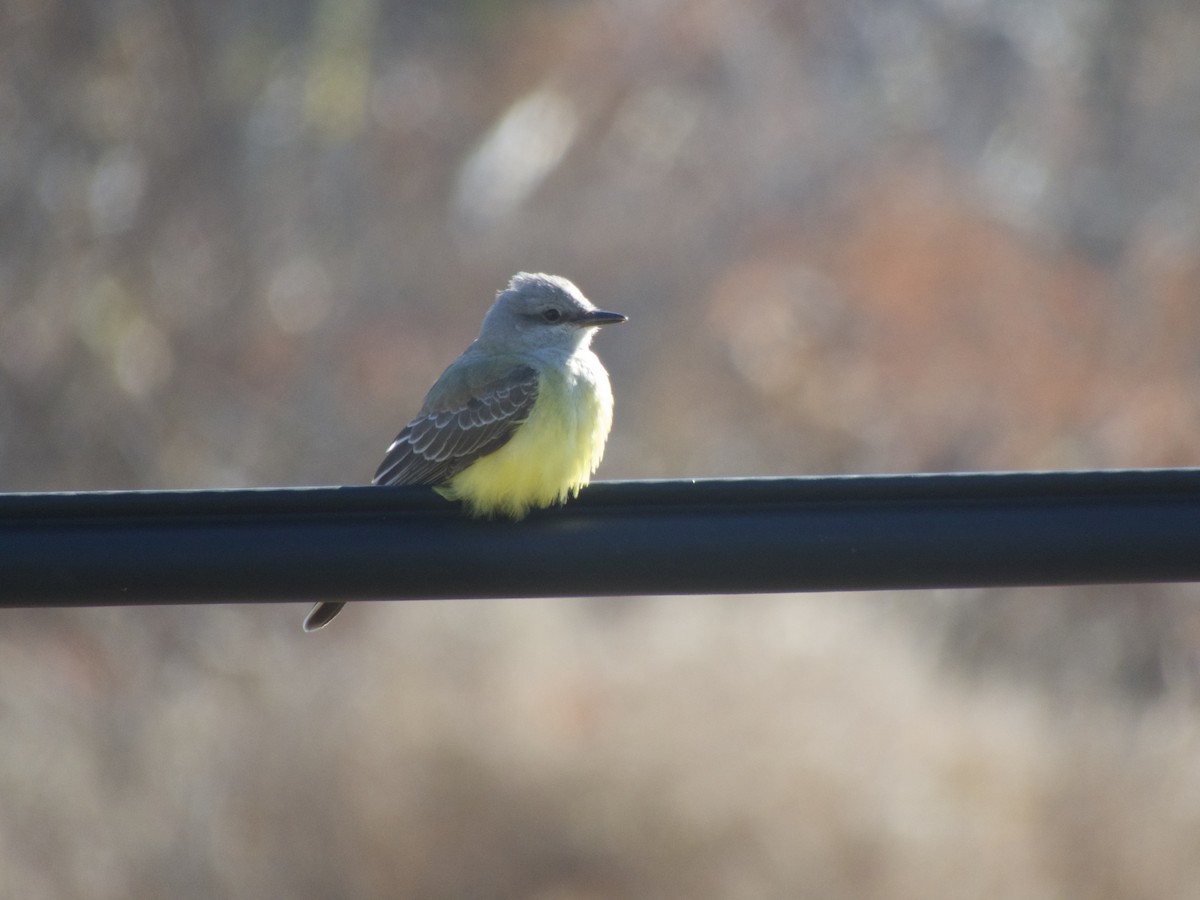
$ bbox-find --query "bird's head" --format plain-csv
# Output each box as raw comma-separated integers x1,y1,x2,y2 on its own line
478,272,626,353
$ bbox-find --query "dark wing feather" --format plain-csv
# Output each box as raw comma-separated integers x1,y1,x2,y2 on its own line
372,365,540,485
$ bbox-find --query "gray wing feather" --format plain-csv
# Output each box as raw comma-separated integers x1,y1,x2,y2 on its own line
373,365,540,485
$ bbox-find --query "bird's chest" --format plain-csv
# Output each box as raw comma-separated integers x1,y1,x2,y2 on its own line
530,352,611,442
441,348,615,517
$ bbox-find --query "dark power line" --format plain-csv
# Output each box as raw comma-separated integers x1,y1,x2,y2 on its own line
1,469,1198,606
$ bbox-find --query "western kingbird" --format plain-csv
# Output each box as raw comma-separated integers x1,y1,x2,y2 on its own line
303,272,626,631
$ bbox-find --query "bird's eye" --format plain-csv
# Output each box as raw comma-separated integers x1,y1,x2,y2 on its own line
541,308,563,323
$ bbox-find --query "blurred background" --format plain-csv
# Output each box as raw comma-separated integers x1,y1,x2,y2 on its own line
3,0,1200,896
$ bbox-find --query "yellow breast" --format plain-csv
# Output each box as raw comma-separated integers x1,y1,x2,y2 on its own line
437,351,614,519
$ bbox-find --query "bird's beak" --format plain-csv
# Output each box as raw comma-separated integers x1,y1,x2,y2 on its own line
576,308,627,327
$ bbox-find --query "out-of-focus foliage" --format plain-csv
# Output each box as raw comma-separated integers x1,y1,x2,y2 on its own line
2,1,1200,897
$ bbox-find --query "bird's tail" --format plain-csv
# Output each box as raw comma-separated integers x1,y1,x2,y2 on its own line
303,601,345,632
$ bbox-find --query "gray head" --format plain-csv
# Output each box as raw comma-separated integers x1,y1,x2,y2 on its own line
476,272,626,353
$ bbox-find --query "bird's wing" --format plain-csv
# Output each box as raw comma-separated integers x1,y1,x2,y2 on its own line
372,362,540,486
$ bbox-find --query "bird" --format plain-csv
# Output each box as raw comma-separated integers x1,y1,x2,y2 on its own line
303,272,626,631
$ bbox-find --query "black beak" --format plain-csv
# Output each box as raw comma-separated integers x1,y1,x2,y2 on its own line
577,308,627,327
